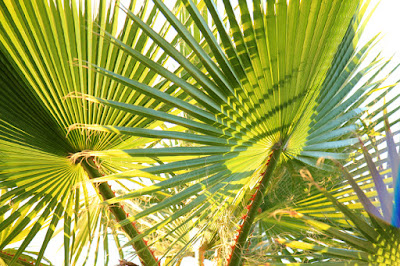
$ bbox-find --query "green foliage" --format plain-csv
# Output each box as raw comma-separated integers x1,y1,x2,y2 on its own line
0,0,398,265
252,109,400,264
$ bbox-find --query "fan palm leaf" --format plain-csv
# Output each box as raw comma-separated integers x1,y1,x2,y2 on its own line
0,0,185,264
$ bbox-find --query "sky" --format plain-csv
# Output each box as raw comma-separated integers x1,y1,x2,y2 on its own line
365,0,400,61
16,1,400,265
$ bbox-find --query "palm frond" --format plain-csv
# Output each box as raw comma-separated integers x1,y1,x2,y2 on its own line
0,0,175,264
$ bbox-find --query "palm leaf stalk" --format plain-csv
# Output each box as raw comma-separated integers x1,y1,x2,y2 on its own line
81,158,159,265
66,0,394,264
227,145,282,265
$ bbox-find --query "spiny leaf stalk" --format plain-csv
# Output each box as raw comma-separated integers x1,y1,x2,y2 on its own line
228,145,282,265
81,158,159,266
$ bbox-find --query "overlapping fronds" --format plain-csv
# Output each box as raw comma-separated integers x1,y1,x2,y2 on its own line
60,0,396,263
0,0,398,265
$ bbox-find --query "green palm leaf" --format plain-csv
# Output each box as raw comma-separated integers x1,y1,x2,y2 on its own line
0,0,179,264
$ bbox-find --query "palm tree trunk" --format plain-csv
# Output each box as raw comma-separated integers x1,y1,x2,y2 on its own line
227,146,282,266
81,158,159,266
